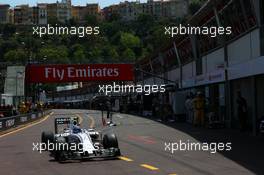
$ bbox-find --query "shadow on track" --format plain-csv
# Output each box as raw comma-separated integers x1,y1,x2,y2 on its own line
128,113,264,175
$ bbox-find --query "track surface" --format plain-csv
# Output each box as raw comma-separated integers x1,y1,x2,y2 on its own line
0,109,257,175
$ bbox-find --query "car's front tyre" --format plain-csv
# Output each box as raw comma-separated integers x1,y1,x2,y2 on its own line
103,133,119,149
41,131,54,151
54,137,67,162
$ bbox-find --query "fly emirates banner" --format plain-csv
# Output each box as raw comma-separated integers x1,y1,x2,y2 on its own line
26,64,134,83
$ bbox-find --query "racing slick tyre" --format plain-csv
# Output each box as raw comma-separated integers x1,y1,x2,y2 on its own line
54,137,67,162
103,133,121,156
103,133,119,149
41,131,54,150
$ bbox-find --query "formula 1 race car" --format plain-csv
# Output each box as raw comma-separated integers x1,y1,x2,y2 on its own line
41,117,121,162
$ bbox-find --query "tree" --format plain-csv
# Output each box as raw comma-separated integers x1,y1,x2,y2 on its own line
0,9,184,65
102,45,119,63
121,48,136,63
108,47,119,62
0,38,19,60
101,21,122,39
70,44,85,52
4,49,27,64
85,15,98,25
1,24,16,38
68,18,79,26
134,14,155,38
72,48,86,63
147,25,170,49
189,0,206,15
48,16,61,25
108,13,121,22
120,32,141,49
88,47,103,63
39,46,69,64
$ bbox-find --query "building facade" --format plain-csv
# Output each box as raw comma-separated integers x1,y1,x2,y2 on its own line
30,6,39,25
47,3,57,23
86,3,100,17
71,5,82,20
146,0,163,18
57,0,71,23
163,0,189,19
8,9,14,24
38,3,47,25
103,0,188,21
102,4,120,21
119,1,142,21
135,0,263,135
14,5,31,24
0,4,10,24
72,4,100,23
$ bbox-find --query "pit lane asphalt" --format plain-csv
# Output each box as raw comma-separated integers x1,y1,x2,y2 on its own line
0,109,256,175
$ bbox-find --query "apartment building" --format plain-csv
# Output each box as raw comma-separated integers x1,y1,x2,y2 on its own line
38,3,47,25
119,1,142,21
72,6,82,21
30,6,39,25
47,3,57,23
72,3,100,23
145,0,188,19
14,5,31,24
146,0,163,18
102,4,120,20
8,9,14,24
0,4,10,24
57,0,71,23
103,0,188,21
162,0,188,19
86,3,100,16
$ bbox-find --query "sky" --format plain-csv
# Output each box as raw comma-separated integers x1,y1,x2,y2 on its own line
1,0,147,8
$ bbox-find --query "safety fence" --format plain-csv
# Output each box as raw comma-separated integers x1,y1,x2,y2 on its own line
0,110,51,132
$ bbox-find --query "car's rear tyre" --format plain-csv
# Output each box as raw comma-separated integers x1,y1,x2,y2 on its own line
103,133,119,149
115,148,121,156
41,131,54,150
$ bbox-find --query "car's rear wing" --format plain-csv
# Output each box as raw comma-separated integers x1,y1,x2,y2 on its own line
54,117,79,134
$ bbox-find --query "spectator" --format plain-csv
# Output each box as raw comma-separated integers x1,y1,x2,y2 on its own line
193,92,206,127
106,100,112,121
236,91,248,132
166,103,174,122
12,105,17,116
185,95,193,123
152,97,159,118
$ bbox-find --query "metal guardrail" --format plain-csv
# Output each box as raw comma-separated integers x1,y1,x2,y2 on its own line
0,110,51,132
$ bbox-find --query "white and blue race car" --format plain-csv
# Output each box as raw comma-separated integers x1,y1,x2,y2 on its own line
41,117,121,162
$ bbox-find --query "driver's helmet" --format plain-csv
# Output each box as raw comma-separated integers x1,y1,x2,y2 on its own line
72,125,81,134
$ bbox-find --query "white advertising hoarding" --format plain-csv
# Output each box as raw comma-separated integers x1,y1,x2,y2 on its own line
4,66,25,96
